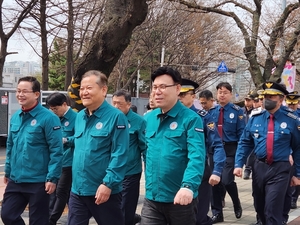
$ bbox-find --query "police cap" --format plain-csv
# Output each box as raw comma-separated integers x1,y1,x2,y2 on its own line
286,91,300,105
262,81,289,96
245,90,255,100
180,78,199,93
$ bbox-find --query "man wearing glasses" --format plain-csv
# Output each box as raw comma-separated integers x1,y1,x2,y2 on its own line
141,67,206,225
1,76,63,225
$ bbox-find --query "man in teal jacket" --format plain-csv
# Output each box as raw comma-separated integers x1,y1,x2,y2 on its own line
141,67,206,225
1,76,63,225
68,70,129,225
112,89,146,225
46,92,77,225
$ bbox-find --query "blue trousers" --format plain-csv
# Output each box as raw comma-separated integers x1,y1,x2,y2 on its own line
141,198,197,225
122,172,141,225
68,192,123,225
1,180,49,225
252,160,291,225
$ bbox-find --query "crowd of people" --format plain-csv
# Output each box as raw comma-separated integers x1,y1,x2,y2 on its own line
2,66,300,225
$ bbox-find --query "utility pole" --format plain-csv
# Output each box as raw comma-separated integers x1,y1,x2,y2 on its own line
136,59,140,98
160,46,165,67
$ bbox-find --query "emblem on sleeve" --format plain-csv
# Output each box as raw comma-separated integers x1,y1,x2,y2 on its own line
238,115,244,120
195,128,204,132
170,122,178,130
207,122,215,131
53,126,61,130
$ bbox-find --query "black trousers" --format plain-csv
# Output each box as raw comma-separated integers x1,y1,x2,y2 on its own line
252,159,291,225
211,156,240,216
122,172,142,225
1,180,50,225
68,192,124,225
141,198,197,225
49,166,72,225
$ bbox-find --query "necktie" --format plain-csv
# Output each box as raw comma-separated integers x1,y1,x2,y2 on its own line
266,114,274,164
218,107,224,139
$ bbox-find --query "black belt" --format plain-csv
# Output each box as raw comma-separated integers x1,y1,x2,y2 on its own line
223,141,237,146
257,157,269,164
257,158,288,164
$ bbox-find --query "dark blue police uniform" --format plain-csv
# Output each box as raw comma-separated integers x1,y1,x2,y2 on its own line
195,109,226,225
209,103,245,221
235,107,300,224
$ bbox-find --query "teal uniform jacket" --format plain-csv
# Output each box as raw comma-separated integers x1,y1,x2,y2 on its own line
126,109,146,176
61,107,77,167
144,101,206,202
71,100,129,196
5,103,63,183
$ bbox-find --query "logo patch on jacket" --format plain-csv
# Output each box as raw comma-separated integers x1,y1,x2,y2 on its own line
195,128,204,132
207,122,215,131
53,126,61,130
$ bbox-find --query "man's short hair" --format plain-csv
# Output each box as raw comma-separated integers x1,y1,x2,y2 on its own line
199,90,214,99
82,70,108,87
151,67,182,84
216,82,232,92
18,76,40,93
112,89,131,102
46,92,69,107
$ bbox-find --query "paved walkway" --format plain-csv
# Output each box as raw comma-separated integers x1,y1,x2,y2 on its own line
0,173,300,224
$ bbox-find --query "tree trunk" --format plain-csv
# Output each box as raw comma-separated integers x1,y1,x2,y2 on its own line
0,37,8,87
68,0,148,110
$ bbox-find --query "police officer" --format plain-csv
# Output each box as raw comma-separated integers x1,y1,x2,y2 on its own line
243,91,257,180
1,77,63,225
179,80,226,225
209,82,245,223
234,81,300,225
286,91,300,115
112,89,146,225
68,70,129,225
141,67,206,225
46,92,77,225
286,92,300,210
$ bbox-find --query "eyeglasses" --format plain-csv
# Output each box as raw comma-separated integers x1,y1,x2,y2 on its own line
152,84,177,91
16,90,34,94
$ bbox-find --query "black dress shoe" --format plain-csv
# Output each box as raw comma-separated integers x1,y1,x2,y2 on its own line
234,206,242,219
134,213,141,224
211,214,224,224
291,201,297,209
243,170,250,179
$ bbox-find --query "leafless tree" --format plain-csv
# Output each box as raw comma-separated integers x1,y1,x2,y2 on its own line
168,0,300,88
0,0,38,86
